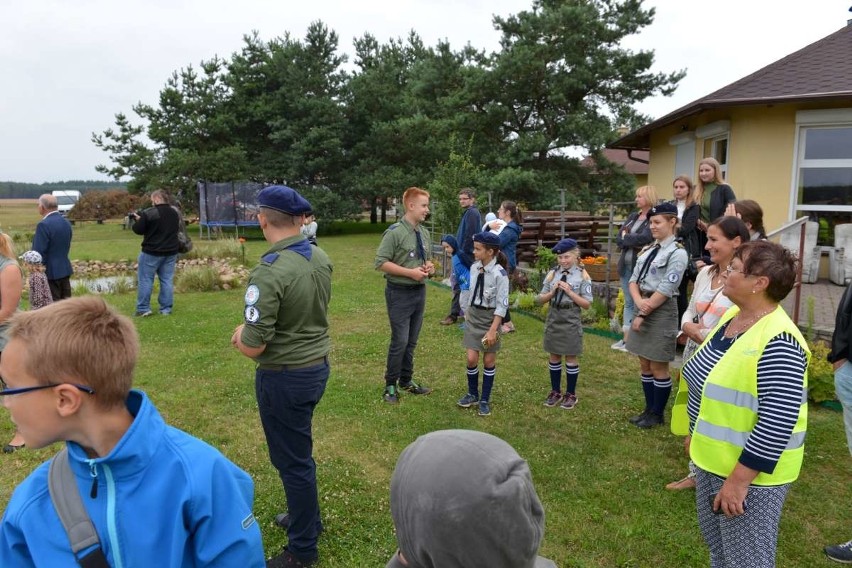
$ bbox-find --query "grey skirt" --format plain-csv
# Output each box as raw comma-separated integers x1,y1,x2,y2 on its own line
625,297,678,362
543,305,583,355
463,306,501,352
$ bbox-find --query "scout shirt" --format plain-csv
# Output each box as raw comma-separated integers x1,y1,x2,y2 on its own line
466,258,510,318
375,217,431,286
629,234,688,297
540,265,593,307
241,234,332,365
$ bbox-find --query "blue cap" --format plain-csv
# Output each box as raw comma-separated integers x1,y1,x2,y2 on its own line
257,185,312,215
473,231,500,247
552,238,578,254
649,202,678,217
441,234,459,250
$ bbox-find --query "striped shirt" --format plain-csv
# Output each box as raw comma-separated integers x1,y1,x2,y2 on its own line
681,323,807,474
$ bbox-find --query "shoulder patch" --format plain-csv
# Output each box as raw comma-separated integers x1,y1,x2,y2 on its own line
261,252,280,265
245,305,260,323
668,272,680,283
545,269,556,283
245,284,260,306
499,267,507,277
382,223,400,236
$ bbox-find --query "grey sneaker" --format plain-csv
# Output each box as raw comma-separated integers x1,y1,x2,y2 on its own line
560,393,578,410
610,339,627,352
478,400,491,416
457,393,479,408
383,386,399,404
399,380,432,395
825,539,852,563
543,390,562,407
134,310,153,317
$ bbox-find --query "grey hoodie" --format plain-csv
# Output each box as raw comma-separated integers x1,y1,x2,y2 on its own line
387,429,557,568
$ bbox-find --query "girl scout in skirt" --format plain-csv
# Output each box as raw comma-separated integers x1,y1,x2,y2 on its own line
626,202,688,428
456,232,510,416
537,238,593,409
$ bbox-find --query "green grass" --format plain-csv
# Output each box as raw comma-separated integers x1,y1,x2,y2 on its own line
0,233,849,567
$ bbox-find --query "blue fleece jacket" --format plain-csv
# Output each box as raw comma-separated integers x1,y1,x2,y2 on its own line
0,390,265,568
455,206,481,269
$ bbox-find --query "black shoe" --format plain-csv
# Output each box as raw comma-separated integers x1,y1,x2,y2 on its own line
629,410,650,425
2,444,24,454
399,380,432,395
266,547,317,567
635,412,664,429
383,385,399,404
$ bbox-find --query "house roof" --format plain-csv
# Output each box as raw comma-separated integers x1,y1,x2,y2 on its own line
580,149,649,175
610,24,852,150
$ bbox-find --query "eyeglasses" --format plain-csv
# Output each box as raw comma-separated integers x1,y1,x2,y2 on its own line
0,377,95,397
725,264,748,276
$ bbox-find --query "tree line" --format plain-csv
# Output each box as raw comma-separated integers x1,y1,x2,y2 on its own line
92,0,683,223
0,181,126,200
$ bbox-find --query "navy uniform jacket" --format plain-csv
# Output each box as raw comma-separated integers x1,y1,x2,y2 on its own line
32,211,73,280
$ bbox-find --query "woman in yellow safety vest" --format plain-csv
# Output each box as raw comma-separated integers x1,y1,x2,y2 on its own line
680,240,809,567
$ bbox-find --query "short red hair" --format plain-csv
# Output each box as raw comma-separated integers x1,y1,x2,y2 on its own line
403,187,430,206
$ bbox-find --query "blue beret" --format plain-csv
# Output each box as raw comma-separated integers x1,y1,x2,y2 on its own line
552,238,578,254
257,185,312,215
649,202,678,217
473,231,500,247
441,234,459,250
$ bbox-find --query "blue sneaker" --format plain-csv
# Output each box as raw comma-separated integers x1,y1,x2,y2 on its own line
478,400,491,416
457,393,479,408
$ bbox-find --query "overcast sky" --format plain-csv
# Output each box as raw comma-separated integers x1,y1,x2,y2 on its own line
1,0,847,183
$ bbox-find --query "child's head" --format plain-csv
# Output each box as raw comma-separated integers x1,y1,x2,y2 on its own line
2,297,138,413
19,250,44,270
441,234,458,255
472,231,500,262
484,212,497,223
552,238,579,269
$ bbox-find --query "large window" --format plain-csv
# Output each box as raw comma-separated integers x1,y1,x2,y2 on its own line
793,111,852,246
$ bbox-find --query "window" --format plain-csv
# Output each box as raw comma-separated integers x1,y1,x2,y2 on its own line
793,111,852,246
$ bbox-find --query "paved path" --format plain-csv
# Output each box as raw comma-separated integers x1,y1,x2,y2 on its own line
782,278,845,342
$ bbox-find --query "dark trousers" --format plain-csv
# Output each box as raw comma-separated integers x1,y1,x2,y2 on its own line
255,362,329,560
384,283,426,385
48,277,72,301
449,287,461,318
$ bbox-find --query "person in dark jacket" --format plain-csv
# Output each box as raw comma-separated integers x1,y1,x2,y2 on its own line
612,186,656,351
671,175,701,322
695,157,736,231
487,201,523,333
441,188,481,325
825,281,852,563
32,194,73,301
131,189,180,317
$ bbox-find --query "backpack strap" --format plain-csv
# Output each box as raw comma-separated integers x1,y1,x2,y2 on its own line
48,448,112,568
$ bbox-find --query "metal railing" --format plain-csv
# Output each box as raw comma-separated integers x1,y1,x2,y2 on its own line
767,216,810,325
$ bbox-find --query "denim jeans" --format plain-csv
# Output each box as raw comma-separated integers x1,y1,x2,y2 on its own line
620,270,636,333
255,362,329,560
384,283,426,385
136,252,177,314
835,360,852,455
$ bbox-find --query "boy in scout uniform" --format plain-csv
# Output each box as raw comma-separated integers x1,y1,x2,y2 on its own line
231,185,332,567
376,187,435,404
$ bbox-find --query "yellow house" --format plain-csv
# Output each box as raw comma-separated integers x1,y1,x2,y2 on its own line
610,23,852,246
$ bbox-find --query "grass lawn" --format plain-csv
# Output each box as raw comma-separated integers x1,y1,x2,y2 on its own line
0,231,849,567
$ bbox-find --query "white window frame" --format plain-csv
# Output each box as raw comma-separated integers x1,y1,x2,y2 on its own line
789,109,852,222
696,120,731,179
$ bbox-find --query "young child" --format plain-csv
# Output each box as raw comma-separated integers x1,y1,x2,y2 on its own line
481,211,506,234
441,235,470,323
457,232,510,416
537,238,593,409
0,297,265,567
19,250,52,310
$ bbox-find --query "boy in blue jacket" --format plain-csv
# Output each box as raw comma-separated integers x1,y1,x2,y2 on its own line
0,296,265,567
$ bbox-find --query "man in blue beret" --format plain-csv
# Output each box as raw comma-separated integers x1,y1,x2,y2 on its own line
232,185,332,566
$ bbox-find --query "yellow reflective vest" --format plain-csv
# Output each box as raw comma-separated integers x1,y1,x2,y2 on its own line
690,306,810,485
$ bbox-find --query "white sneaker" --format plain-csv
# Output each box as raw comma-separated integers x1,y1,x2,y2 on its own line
610,339,628,352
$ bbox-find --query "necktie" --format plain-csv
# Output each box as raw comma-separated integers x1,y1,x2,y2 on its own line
553,271,568,306
414,230,425,262
635,244,661,285
473,267,486,306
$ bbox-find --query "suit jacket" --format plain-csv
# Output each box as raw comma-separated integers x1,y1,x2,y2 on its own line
32,211,73,280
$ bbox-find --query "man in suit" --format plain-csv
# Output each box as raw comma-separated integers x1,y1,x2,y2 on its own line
33,194,73,301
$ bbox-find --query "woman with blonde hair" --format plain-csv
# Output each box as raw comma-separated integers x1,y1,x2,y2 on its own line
695,157,736,232
0,232,24,452
612,185,656,352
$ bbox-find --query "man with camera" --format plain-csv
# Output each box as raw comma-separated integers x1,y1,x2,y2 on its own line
131,189,180,316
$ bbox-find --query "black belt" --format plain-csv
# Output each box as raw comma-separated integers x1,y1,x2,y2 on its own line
471,305,494,310
552,303,576,309
387,282,425,290
258,356,327,372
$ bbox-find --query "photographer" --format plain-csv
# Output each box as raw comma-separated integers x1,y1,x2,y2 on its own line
131,190,180,316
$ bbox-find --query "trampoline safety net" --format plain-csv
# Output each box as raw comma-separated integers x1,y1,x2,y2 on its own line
198,181,267,227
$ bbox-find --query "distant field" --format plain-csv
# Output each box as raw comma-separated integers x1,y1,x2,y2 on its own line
0,199,40,232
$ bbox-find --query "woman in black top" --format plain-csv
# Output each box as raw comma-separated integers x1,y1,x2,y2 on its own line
695,157,736,231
